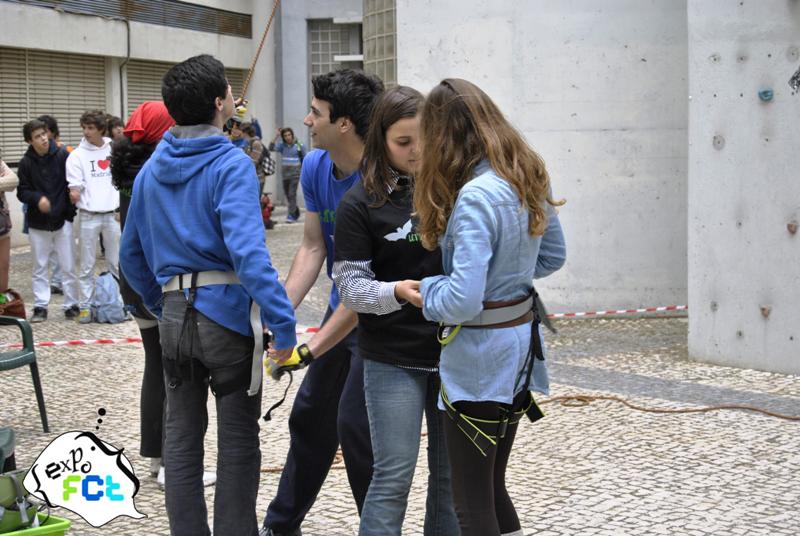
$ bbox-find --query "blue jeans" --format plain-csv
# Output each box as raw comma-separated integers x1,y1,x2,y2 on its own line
160,292,262,536
360,359,459,536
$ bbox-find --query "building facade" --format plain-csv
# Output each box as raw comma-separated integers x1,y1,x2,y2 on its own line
0,0,364,245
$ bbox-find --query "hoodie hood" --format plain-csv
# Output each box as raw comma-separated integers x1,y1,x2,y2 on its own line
24,139,59,161
149,129,234,185
77,136,112,152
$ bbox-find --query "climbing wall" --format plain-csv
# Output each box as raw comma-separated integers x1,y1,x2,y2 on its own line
688,0,800,374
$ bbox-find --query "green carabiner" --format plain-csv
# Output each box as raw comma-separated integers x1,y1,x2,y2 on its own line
437,323,462,346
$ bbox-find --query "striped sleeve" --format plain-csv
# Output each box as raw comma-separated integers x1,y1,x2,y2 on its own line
333,259,404,315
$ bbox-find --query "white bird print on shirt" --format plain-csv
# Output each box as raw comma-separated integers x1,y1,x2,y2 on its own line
383,219,413,241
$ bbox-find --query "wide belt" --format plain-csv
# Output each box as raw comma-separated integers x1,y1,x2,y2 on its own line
162,270,263,397
461,294,534,328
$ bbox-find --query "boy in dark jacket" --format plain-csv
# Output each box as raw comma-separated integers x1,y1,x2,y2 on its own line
16,119,79,322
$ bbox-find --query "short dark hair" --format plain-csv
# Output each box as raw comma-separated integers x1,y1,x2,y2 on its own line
241,122,256,137
23,119,48,142
37,115,60,137
162,54,228,126
80,110,108,131
106,115,124,132
311,69,384,140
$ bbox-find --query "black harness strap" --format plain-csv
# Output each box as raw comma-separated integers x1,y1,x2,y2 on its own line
262,371,293,421
166,273,201,389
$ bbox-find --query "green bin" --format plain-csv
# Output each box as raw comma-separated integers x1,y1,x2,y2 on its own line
6,514,70,535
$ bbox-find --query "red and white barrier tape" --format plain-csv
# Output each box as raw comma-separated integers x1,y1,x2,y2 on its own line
548,305,687,319
1,307,687,349
0,326,320,350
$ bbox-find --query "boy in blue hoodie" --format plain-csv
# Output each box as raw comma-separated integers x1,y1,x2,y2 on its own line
119,54,296,536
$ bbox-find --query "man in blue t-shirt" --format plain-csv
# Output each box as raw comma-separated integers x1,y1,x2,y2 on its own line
260,70,384,536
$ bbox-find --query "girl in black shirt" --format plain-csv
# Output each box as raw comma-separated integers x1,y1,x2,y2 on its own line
333,86,458,536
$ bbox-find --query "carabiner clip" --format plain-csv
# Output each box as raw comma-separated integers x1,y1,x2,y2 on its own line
437,323,462,346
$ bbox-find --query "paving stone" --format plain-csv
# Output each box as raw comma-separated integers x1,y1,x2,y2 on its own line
1,211,799,535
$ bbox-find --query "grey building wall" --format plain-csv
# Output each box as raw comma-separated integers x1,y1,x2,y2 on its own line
396,0,690,315
687,0,800,374
275,0,363,148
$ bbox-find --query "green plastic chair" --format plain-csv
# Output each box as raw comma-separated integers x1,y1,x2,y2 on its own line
0,316,49,433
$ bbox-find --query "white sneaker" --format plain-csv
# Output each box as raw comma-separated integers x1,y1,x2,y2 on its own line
149,458,162,477
157,466,217,489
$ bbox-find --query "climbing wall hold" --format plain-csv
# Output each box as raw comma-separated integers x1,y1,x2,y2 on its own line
788,220,798,235
758,89,774,102
789,64,800,92
712,135,725,150
760,306,772,319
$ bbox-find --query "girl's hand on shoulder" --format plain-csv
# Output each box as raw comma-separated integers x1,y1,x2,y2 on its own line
395,279,422,308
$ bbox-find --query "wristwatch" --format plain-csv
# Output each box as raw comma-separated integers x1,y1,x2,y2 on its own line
297,343,314,365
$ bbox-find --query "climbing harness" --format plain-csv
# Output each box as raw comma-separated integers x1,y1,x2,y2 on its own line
440,290,546,456
162,271,264,397
441,384,544,457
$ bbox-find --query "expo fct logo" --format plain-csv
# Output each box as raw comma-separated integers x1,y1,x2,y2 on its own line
42,446,125,503
24,431,146,527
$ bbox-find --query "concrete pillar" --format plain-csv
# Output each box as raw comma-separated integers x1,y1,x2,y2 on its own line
688,0,800,374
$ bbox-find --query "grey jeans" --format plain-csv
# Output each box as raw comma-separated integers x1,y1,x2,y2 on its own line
282,165,301,217
159,291,262,536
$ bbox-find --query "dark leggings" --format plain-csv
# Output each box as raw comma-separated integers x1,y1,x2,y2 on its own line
442,393,525,536
139,324,166,458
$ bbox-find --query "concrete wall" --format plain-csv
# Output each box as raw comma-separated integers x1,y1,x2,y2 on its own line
272,0,362,205
396,0,689,313
250,0,280,198
687,0,800,374
277,0,363,146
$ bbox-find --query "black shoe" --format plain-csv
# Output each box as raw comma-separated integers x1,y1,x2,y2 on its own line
50,285,63,295
64,305,80,319
30,307,47,323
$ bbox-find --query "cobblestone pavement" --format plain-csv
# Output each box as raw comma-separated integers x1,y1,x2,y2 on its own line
1,210,799,535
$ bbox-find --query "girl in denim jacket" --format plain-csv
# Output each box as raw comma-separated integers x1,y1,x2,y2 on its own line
412,79,567,536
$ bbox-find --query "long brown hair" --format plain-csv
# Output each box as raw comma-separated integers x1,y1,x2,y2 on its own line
361,86,424,206
414,79,563,250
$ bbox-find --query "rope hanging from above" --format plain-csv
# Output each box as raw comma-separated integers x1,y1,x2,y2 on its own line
240,0,281,101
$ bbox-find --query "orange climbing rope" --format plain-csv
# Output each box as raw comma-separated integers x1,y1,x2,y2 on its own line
540,394,800,421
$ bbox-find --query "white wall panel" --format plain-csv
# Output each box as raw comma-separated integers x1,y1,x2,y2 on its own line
397,0,689,313
687,0,800,374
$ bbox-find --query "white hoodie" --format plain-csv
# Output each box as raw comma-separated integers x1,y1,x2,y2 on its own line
66,137,119,212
